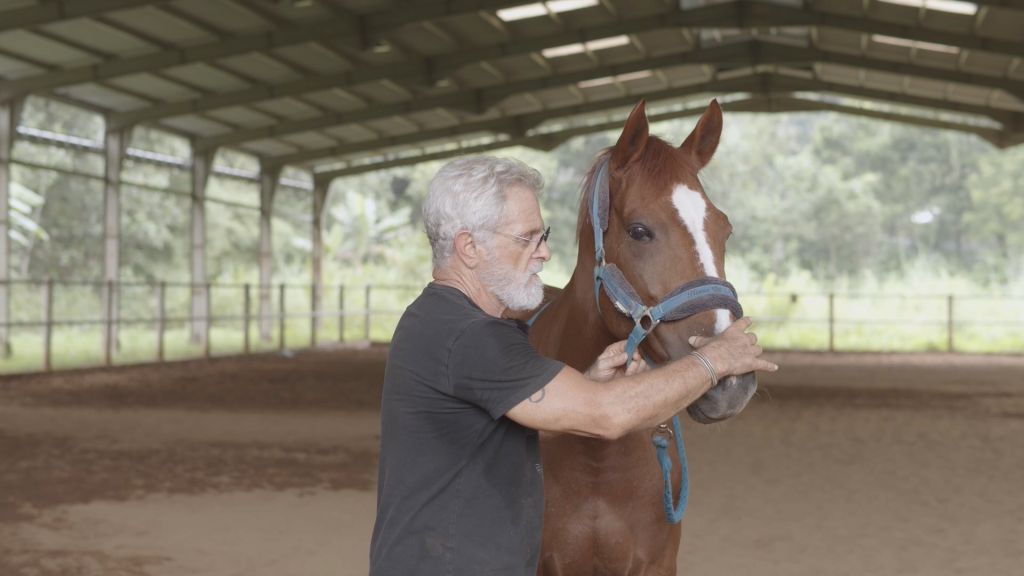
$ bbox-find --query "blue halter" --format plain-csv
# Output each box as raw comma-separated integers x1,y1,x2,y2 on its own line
589,155,743,524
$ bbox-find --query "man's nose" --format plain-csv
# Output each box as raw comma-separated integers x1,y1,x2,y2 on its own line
535,239,551,262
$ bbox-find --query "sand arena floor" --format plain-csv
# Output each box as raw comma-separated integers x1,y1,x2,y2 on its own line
1,345,1023,575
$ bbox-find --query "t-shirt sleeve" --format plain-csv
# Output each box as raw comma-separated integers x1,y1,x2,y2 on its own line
447,318,565,419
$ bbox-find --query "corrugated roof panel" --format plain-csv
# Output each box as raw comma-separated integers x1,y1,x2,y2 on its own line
272,43,352,75
239,138,298,157
903,77,949,99
322,124,380,143
105,73,203,102
910,48,960,71
278,131,339,150
639,29,696,58
816,62,862,84
159,114,233,137
302,89,370,113
441,12,510,47
103,6,219,48
397,22,460,57
204,105,279,129
497,93,545,116
171,0,274,35
56,83,150,111
960,51,1016,77
814,0,864,17
919,10,974,35
662,64,713,86
161,62,252,93
0,52,41,79
861,70,907,91
404,109,461,130
40,18,157,58
866,2,921,27
989,90,1024,112
363,116,421,137
978,7,1024,41
215,52,305,85
815,27,864,55
948,84,998,106
251,97,323,121
349,81,414,105
530,86,586,109
0,30,101,68
450,64,505,89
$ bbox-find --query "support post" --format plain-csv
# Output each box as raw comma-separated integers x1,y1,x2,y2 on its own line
338,285,345,342
156,281,164,362
101,127,130,355
947,295,954,353
243,283,250,354
311,178,329,334
364,284,371,341
204,282,212,358
190,146,215,344
828,292,835,352
43,278,52,371
259,164,281,341
0,99,22,358
279,283,286,350
103,280,114,366
311,283,318,348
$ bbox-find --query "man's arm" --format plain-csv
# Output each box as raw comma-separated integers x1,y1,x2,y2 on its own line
505,317,776,440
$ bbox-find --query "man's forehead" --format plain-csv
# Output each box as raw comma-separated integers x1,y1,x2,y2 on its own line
504,185,543,228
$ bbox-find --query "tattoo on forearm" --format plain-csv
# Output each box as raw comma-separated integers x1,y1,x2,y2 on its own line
529,388,546,403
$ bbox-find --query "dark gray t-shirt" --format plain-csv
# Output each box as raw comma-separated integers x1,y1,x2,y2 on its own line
369,283,564,576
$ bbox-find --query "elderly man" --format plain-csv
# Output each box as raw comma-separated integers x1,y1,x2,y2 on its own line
369,156,775,576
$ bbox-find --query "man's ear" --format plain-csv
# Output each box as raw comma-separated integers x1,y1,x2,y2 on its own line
452,230,481,269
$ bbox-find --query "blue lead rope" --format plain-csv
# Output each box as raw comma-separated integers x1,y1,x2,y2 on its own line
651,414,688,523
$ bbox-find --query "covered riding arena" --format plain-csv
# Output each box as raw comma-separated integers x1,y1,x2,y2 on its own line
1,0,1023,574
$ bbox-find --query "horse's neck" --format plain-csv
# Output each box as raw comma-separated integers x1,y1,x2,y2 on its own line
536,250,618,372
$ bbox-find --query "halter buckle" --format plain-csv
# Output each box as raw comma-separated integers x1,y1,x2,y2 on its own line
651,423,673,443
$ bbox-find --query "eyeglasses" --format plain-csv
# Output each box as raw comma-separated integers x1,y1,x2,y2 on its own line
486,226,550,251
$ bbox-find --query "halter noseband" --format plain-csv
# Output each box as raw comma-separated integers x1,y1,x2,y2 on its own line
588,156,743,366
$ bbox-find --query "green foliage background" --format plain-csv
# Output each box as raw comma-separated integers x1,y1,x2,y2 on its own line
4,96,1024,371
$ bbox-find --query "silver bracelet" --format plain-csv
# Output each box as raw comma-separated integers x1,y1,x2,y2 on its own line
690,350,718,387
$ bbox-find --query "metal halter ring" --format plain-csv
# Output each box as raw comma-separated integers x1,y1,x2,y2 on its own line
651,422,673,442
635,309,658,333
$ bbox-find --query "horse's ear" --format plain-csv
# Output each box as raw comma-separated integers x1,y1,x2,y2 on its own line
680,99,722,169
610,99,649,171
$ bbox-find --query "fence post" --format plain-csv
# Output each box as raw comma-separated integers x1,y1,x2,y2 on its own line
364,284,371,341
156,281,164,362
311,283,318,349
947,295,954,353
104,280,114,366
243,284,250,355
338,285,345,342
43,278,53,371
204,282,212,359
828,292,835,353
279,283,286,350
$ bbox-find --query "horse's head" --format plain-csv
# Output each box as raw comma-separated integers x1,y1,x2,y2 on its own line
578,99,755,424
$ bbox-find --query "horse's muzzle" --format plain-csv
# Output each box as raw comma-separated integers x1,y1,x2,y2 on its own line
686,371,757,424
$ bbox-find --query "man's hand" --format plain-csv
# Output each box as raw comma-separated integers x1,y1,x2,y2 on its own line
583,340,649,383
688,317,778,378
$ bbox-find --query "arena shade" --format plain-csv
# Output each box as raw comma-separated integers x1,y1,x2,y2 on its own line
1,0,1023,348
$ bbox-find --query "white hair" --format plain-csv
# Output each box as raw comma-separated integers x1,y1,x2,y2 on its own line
422,155,544,268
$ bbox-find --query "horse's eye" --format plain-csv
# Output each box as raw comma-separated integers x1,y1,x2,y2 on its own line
627,225,652,241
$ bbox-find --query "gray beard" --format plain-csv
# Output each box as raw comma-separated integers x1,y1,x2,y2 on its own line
478,259,545,311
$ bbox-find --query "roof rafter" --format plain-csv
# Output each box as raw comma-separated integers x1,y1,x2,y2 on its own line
94,2,1024,128
312,93,1014,182
0,0,173,33
189,41,1024,151
0,0,541,102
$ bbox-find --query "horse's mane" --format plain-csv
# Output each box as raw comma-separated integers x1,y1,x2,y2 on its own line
574,136,701,246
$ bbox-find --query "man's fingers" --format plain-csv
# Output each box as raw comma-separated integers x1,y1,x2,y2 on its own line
747,332,758,345
752,358,778,372
729,316,753,332
688,335,712,349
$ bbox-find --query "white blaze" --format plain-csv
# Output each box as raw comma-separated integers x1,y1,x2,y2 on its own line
671,184,732,335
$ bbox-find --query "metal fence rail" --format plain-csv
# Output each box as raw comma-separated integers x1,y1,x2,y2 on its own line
1,280,1022,374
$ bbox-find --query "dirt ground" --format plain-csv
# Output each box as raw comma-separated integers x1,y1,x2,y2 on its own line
1,345,1023,575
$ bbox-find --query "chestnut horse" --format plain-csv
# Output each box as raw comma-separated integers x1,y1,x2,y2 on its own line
520,99,757,574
